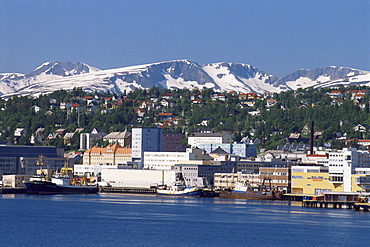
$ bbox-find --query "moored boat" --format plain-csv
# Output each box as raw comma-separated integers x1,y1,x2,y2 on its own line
156,181,202,196
24,156,98,195
220,178,282,200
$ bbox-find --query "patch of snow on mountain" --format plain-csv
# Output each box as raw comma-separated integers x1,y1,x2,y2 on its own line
285,77,318,90
202,63,245,91
163,74,207,89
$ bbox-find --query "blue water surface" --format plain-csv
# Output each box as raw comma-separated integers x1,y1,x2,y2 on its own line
0,193,369,247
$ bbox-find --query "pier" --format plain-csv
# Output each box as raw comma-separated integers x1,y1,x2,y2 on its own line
99,187,156,194
302,200,357,209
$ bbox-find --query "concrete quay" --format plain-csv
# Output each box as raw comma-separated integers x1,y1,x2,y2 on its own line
0,187,27,194
99,187,156,194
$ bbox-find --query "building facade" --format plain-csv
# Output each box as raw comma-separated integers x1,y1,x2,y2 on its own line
188,132,232,148
0,145,65,175
103,129,132,147
162,132,185,152
143,148,211,170
132,127,162,167
82,144,132,166
199,143,257,158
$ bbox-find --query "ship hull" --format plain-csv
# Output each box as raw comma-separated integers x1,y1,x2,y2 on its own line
219,190,281,200
157,187,202,197
24,181,99,195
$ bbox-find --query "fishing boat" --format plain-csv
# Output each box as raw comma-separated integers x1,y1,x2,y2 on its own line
220,178,282,200
24,155,98,195
156,181,202,196
156,172,201,196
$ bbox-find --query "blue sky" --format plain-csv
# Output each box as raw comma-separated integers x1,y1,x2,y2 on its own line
0,0,369,77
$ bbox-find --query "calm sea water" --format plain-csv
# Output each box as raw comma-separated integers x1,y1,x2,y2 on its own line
0,193,369,247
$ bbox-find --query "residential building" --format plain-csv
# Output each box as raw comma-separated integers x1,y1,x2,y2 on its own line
103,129,132,147
80,128,106,150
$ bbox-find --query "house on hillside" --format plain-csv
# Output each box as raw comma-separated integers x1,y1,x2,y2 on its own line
160,99,174,108
266,99,277,107
354,124,370,133
31,105,43,113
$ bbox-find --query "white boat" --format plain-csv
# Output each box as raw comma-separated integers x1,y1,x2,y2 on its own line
156,181,202,196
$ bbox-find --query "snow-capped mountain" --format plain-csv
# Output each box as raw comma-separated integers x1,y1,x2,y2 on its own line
1,60,369,98
275,66,370,90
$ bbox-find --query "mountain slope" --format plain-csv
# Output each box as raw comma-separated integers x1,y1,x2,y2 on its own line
1,60,369,98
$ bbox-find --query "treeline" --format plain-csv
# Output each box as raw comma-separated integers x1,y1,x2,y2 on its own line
1,85,370,150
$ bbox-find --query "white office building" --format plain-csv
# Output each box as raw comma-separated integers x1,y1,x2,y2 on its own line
188,132,232,148
143,148,211,170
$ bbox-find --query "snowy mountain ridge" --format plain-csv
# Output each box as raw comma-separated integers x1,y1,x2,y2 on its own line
1,60,369,98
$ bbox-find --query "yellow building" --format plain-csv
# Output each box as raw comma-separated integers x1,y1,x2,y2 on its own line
352,168,370,192
291,166,344,195
82,144,132,166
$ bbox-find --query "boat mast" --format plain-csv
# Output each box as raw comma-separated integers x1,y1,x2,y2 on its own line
37,154,47,179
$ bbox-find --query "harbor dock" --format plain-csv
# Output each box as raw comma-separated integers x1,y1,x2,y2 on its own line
0,187,27,194
302,200,370,211
302,200,356,209
99,187,156,194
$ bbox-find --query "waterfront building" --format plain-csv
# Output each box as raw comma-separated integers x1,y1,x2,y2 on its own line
132,127,162,168
174,160,237,187
0,145,65,175
214,172,260,189
291,165,331,194
213,167,290,192
259,167,290,193
101,169,177,188
237,157,289,174
327,148,370,192
352,168,370,192
2,174,32,187
188,132,232,148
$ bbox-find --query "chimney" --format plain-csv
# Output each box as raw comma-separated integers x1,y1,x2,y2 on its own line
310,121,314,155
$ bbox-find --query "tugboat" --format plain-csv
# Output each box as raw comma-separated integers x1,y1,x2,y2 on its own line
220,178,282,200
156,172,202,197
24,155,98,195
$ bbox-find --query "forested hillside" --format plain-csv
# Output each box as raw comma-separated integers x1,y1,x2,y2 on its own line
1,86,370,151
